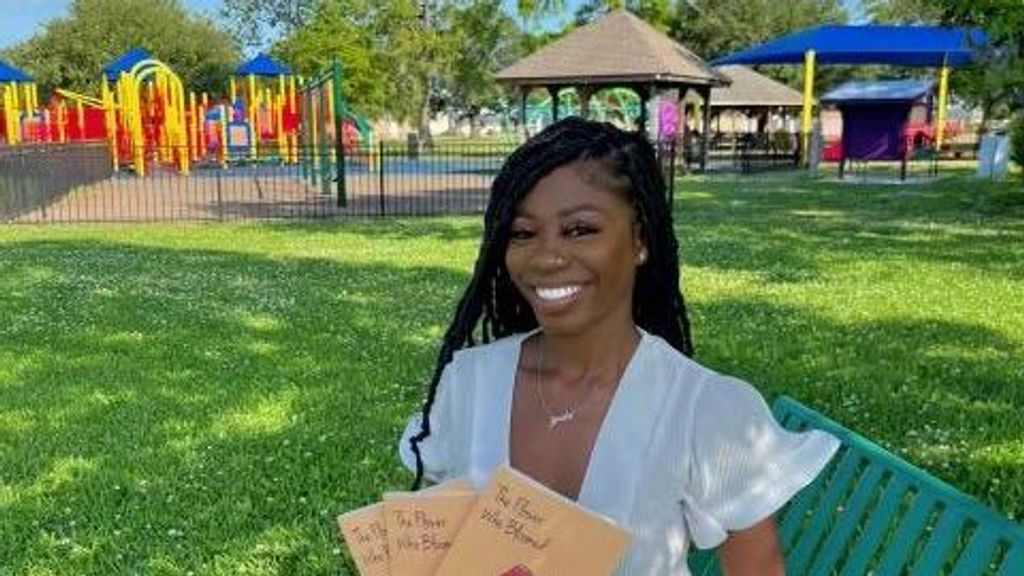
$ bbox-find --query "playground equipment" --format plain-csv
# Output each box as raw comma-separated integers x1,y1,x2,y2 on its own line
0,60,39,146
229,54,299,163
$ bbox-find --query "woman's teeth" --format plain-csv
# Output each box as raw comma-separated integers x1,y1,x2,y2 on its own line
535,285,581,302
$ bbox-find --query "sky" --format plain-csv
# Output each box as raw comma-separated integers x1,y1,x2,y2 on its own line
0,0,222,50
0,0,866,52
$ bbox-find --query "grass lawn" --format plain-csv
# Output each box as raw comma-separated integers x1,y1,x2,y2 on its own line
1,174,1022,574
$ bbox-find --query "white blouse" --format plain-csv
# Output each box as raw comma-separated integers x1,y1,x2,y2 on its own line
399,329,839,575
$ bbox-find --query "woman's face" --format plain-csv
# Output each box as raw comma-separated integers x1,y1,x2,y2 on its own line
505,162,646,337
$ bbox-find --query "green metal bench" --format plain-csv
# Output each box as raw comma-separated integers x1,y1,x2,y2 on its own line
688,396,1024,575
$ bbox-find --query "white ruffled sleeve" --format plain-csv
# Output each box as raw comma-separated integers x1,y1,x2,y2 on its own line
681,377,839,550
398,359,458,484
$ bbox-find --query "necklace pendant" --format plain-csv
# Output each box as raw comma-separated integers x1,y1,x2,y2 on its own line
548,410,575,430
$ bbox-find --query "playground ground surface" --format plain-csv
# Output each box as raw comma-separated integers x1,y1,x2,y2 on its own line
0,174,1022,574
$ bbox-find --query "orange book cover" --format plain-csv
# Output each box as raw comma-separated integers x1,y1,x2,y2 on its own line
382,490,477,576
337,502,390,576
434,465,631,576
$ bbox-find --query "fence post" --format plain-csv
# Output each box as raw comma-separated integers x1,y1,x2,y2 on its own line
378,140,386,217
216,169,224,221
332,58,347,207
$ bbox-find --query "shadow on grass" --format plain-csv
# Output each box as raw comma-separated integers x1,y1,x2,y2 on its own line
0,239,469,574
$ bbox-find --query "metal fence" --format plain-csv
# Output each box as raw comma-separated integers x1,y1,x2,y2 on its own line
1,142,114,222
0,141,522,223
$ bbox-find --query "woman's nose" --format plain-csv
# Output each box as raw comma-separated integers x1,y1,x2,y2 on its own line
533,235,568,270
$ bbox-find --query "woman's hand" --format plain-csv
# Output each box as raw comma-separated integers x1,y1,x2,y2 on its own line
716,517,785,575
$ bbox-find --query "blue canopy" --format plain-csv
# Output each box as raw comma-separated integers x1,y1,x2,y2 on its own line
0,59,32,83
235,54,292,77
102,48,152,81
821,79,935,104
714,25,987,68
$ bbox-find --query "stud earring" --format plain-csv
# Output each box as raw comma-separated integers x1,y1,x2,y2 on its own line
636,249,648,264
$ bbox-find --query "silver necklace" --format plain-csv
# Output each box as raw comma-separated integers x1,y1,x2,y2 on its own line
533,337,624,431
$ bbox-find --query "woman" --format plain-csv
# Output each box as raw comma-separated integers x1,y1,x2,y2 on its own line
399,118,838,575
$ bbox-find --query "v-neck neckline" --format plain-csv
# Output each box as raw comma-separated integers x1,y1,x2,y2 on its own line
501,327,648,506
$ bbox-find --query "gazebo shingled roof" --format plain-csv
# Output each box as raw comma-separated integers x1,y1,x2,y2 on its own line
710,65,803,108
496,10,728,87
495,10,727,170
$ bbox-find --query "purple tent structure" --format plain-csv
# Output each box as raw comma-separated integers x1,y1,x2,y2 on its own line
820,80,936,179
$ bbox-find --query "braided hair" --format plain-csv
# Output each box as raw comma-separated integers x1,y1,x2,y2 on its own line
409,117,693,488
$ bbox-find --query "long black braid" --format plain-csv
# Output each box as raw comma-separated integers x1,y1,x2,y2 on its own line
409,117,694,489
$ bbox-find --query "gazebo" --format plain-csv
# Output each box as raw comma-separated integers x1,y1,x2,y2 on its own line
686,65,804,135
495,9,728,169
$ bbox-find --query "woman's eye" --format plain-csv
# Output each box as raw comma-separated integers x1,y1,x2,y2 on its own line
510,228,534,240
565,224,597,238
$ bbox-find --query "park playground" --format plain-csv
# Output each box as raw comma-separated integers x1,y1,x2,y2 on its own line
1,6,1023,576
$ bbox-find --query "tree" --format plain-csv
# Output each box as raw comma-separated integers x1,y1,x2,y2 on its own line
220,0,321,52
1,0,239,97
271,0,392,119
443,1,526,135
937,0,1024,115
865,0,944,24
572,0,676,31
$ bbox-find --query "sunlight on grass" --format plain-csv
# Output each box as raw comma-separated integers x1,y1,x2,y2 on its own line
1,176,1021,574
210,389,300,439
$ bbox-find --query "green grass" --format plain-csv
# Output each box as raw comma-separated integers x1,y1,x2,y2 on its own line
1,174,1022,574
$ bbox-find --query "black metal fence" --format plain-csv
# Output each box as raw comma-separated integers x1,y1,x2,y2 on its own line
1,142,114,222
0,138,697,224
0,142,523,223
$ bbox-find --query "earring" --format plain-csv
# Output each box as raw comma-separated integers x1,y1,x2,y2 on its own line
636,249,648,264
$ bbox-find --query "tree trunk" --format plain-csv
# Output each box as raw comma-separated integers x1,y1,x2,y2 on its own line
469,114,479,138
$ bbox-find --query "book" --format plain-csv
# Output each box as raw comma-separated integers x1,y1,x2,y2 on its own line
337,502,391,576
434,465,631,576
382,490,478,576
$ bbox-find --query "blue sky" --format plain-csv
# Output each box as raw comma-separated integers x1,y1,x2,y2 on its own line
0,0,222,49
0,0,865,52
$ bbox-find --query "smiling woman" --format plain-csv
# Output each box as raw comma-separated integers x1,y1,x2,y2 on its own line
399,117,840,575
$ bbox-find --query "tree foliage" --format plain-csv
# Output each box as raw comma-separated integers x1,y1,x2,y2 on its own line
1,0,239,97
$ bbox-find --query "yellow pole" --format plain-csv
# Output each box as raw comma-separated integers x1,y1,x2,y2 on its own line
247,73,257,159
230,77,237,104
935,65,950,151
276,93,286,160
76,101,85,139
31,83,39,111
219,104,228,168
189,91,198,162
2,85,11,143
801,49,817,167
58,101,67,143
101,80,118,171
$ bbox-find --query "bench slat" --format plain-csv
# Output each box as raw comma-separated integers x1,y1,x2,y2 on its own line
950,529,1002,576
787,448,864,574
809,464,887,574
910,508,966,575
876,492,939,575
996,545,1023,576
840,475,911,576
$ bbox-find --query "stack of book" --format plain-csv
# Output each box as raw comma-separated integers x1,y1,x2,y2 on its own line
337,465,630,576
